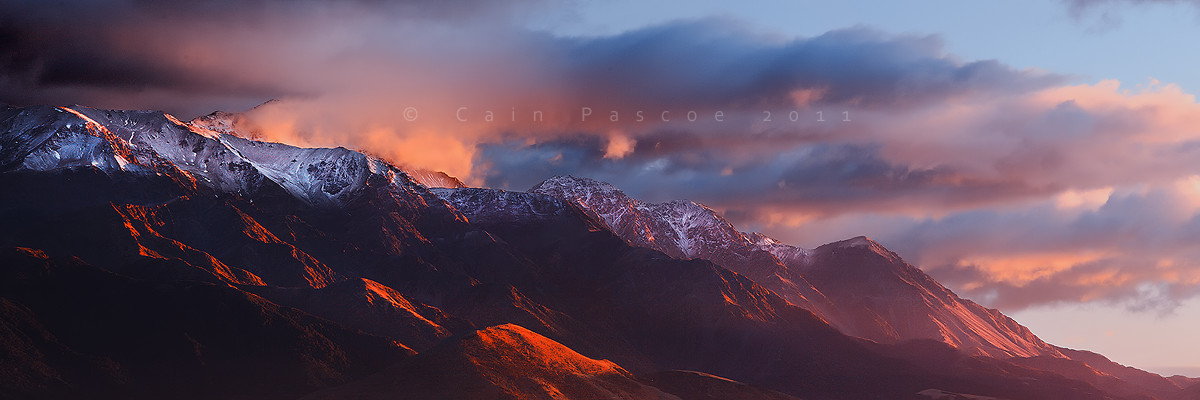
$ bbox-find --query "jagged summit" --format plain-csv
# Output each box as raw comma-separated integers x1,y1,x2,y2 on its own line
529,175,632,224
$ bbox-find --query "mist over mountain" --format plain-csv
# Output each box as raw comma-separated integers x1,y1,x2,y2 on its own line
0,104,1191,399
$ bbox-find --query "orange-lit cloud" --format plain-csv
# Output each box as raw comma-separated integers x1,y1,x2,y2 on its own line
961,251,1113,285
603,134,636,160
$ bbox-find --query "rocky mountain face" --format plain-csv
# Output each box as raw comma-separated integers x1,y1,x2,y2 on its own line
531,176,1060,358
0,104,1187,400
801,236,1062,358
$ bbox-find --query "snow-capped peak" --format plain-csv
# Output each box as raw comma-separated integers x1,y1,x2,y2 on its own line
531,175,620,193
529,175,629,209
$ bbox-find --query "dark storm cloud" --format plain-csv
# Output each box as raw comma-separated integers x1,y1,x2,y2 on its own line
557,22,1064,110
0,0,284,113
0,0,534,116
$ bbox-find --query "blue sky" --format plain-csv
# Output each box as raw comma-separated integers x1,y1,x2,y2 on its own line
530,0,1200,94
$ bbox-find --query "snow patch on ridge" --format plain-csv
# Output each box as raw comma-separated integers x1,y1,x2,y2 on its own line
530,176,748,259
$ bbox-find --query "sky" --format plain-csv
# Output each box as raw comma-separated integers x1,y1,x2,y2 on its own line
3,0,1200,375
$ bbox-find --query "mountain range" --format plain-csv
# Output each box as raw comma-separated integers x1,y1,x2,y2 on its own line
1,104,1197,400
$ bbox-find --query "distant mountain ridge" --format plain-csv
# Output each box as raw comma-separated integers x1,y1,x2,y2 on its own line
0,103,1188,399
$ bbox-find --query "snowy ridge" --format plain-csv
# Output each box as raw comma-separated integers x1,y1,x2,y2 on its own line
190,108,432,205
0,105,429,207
78,106,269,193
1,106,131,173
530,176,749,259
216,135,374,205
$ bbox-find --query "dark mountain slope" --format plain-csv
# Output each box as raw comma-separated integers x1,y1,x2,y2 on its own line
0,247,409,400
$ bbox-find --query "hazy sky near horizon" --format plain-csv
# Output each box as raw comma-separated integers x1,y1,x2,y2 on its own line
3,0,1200,374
